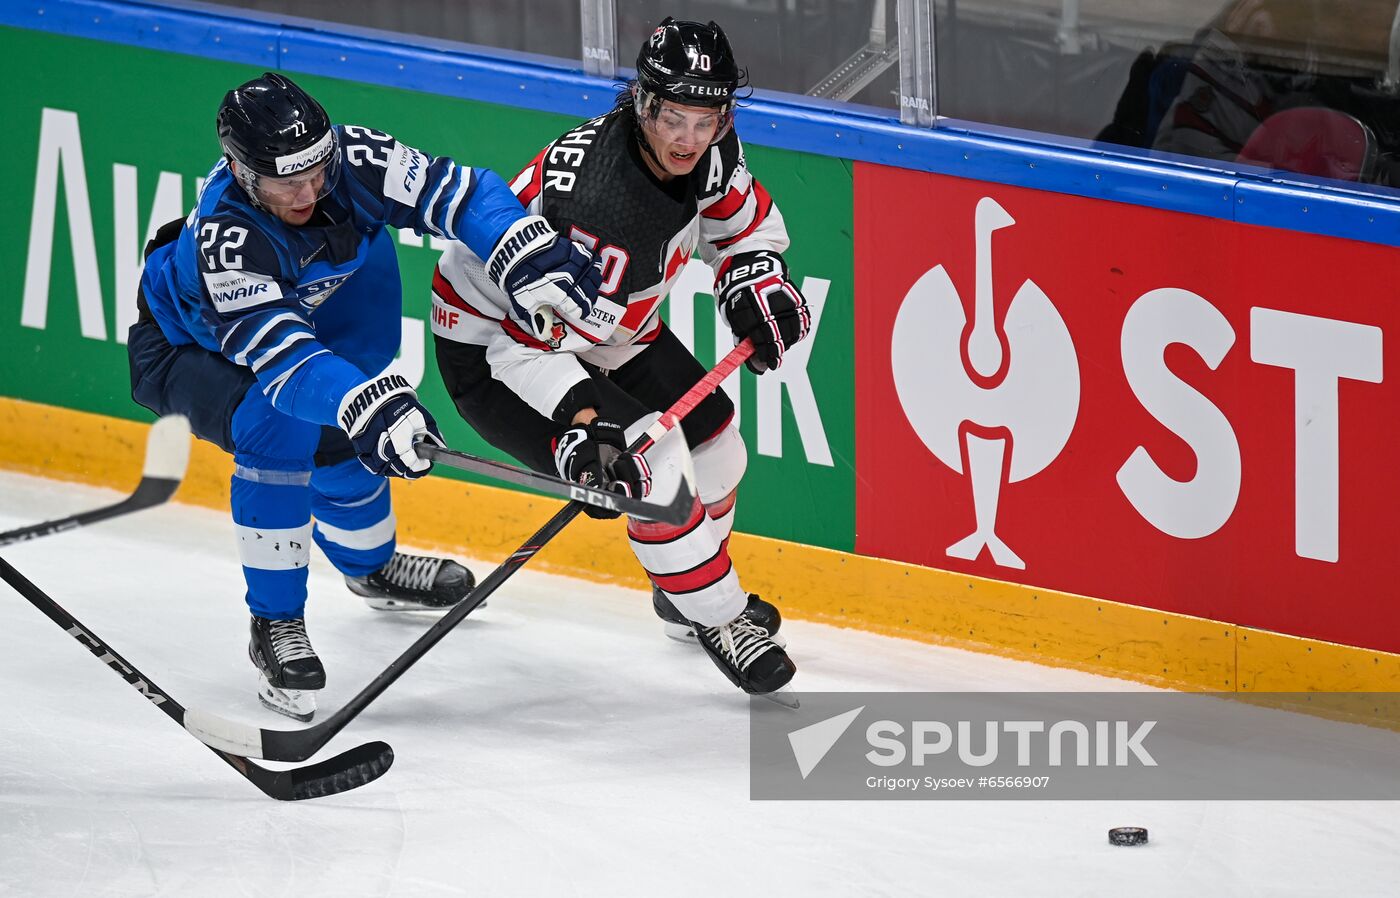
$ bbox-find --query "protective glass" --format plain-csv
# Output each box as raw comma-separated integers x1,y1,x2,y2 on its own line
247,154,341,210
636,92,731,146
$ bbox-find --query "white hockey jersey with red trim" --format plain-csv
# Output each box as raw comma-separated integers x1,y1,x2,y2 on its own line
431,104,789,421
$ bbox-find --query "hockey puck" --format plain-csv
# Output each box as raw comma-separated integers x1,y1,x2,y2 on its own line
1108,827,1148,846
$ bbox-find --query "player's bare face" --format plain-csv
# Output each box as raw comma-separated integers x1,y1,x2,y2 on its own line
641,101,722,179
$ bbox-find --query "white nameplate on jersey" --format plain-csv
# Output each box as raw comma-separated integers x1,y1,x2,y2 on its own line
275,130,335,175
583,296,627,334
385,142,429,205
203,269,284,312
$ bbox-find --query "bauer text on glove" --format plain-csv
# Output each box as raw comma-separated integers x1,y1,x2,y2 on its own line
716,249,811,374
552,418,653,520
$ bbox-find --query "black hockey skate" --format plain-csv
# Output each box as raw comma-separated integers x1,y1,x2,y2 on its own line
653,588,784,646
346,552,476,611
249,615,324,722
694,606,797,696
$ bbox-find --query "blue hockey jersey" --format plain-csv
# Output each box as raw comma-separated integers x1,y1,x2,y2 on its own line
141,124,525,426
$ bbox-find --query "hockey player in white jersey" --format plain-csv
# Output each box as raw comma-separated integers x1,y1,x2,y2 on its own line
432,19,811,696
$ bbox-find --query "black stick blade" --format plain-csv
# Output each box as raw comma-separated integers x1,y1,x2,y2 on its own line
239,741,395,802
288,741,395,801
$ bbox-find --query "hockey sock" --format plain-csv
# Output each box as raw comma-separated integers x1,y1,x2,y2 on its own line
628,495,746,628
231,460,312,619
310,458,396,577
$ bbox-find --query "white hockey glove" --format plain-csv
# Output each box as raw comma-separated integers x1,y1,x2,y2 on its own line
716,249,811,374
337,374,445,479
486,215,604,345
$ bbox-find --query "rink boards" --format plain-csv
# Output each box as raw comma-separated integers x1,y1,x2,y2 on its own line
4,2,1400,695
8,398,1400,699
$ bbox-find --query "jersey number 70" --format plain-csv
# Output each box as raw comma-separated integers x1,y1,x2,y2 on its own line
568,226,628,296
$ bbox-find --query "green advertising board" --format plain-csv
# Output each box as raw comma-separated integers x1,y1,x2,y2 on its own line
0,25,854,550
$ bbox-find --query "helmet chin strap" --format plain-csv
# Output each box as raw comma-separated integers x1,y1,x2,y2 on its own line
228,158,328,219
631,86,663,168
630,87,672,175
228,159,268,211
635,127,667,170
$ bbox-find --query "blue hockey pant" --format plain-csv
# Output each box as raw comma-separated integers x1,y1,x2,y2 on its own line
127,238,405,619
129,328,401,619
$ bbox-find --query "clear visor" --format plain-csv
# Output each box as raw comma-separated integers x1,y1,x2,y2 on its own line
238,153,341,210
636,92,731,147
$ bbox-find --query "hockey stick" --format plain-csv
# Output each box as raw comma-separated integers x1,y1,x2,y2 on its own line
183,339,754,762
0,415,192,547
0,556,393,801
417,443,694,525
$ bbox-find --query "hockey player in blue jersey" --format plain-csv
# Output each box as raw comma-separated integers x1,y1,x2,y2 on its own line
128,73,602,721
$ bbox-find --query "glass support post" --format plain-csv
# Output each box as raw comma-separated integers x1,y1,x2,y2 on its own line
1057,0,1081,54
1385,0,1400,91
896,0,936,127
581,0,617,79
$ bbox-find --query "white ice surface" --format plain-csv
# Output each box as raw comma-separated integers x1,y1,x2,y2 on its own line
0,470,1395,897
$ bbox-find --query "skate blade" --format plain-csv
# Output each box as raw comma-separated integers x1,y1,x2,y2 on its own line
663,621,698,642
758,685,800,710
663,622,787,648
257,677,317,722
362,595,484,612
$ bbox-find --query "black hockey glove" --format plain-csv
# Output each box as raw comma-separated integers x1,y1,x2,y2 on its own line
337,374,445,480
715,249,811,374
552,418,653,520
487,215,604,340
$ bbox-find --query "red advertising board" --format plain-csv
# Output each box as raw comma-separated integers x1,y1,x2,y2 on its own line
855,162,1400,653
